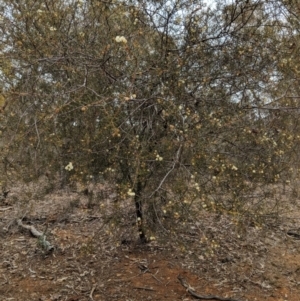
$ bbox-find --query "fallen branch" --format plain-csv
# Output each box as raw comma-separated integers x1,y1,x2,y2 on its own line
89,284,97,301
287,230,300,239
17,219,54,252
177,275,242,301
133,286,155,291
0,207,12,211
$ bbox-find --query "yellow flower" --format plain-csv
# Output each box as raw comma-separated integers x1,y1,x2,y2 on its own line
115,36,127,44
127,189,135,196
65,162,74,171
155,154,163,161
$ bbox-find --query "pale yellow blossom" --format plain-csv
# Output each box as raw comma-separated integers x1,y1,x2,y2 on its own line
115,36,127,44
65,162,73,171
127,189,135,196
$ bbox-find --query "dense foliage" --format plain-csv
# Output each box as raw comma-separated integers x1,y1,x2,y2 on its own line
1,0,300,241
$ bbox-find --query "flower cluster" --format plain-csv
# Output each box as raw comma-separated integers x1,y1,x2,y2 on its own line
155,154,163,161
193,182,200,191
115,36,127,44
65,162,74,171
127,188,135,197
190,174,200,191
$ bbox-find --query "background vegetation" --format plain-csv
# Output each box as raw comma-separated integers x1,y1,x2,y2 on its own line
1,0,300,242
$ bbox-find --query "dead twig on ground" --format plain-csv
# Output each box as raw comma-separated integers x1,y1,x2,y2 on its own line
0,207,12,211
16,219,54,252
89,284,97,301
177,275,242,301
133,286,155,291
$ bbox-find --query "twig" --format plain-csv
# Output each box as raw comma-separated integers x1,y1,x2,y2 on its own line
17,219,54,252
0,207,12,211
177,275,242,301
151,272,162,283
89,284,97,301
133,286,155,291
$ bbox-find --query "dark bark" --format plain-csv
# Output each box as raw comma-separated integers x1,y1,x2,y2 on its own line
134,180,147,243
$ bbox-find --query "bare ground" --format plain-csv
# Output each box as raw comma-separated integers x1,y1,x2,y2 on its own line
1,181,300,301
